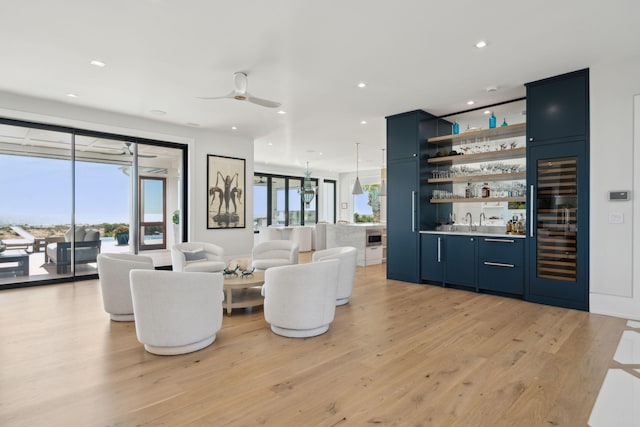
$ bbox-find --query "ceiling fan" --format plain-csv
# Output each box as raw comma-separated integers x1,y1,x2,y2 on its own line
81,142,157,158
119,142,157,158
198,72,281,108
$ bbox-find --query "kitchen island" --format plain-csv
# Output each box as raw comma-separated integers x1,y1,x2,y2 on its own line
325,223,386,266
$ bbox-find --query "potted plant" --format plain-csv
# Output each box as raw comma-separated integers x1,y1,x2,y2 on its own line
113,225,129,245
172,210,181,244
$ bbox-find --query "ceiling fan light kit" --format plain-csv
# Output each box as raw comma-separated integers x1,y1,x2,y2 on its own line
198,72,281,108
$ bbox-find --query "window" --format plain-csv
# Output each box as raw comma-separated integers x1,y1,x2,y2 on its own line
353,184,381,223
253,173,319,229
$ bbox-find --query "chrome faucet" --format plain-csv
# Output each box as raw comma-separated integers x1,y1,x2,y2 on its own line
479,212,486,227
465,212,475,231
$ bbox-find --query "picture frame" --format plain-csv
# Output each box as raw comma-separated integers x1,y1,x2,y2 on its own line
207,154,246,229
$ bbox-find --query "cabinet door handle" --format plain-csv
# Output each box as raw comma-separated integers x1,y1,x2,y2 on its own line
437,237,441,263
484,238,515,243
529,137,534,142
484,261,515,268
529,185,534,237
411,191,416,232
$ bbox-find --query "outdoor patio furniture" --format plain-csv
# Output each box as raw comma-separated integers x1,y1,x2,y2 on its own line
46,227,101,274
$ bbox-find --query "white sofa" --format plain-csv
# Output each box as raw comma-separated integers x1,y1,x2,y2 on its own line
97,253,155,321
251,240,299,271
130,270,224,355
261,259,339,338
312,246,357,306
171,242,226,272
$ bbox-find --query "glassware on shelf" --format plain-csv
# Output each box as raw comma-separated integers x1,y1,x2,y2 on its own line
489,113,496,129
501,118,508,127
453,121,460,135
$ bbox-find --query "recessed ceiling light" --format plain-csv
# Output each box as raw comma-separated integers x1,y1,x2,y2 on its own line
486,86,497,92
231,126,237,130
467,100,475,105
277,110,287,115
484,110,491,115
66,93,78,98
90,59,106,67
149,109,166,115
357,82,366,88
475,41,487,48
267,142,273,146
361,120,367,125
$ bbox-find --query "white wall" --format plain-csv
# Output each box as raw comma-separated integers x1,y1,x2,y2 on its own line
0,91,255,259
590,56,640,320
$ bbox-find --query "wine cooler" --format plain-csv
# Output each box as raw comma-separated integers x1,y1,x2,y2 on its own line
527,140,588,310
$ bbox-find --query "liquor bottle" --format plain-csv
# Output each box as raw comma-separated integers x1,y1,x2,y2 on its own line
482,183,490,198
465,182,472,198
489,113,496,129
452,121,459,135
501,118,508,127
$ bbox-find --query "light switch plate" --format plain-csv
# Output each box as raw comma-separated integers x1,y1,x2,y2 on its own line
608,212,624,224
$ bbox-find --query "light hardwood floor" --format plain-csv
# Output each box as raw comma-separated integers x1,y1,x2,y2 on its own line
0,260,626,426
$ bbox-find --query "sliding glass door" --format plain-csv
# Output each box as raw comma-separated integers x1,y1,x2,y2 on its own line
254,173,321,227
0,118,187,289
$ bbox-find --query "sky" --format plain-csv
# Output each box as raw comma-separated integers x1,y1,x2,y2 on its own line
0,155,133,225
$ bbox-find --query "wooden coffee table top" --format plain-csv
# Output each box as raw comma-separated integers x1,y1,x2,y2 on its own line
223,271,265,288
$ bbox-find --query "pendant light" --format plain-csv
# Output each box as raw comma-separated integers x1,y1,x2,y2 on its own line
379,148,387,196
298,161,317,207
352,143,363,195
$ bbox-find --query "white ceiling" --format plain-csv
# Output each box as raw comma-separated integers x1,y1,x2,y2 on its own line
1,0,638,174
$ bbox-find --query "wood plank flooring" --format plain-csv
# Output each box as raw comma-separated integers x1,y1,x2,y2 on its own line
0,261,626,426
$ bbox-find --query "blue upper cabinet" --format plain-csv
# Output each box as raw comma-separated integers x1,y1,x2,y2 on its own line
526,69,589,144
387,111,429,161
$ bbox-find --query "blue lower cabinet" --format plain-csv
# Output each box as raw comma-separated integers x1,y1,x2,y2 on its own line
478,237,524,296
421,234,444,283
478,261,523,295
444,235,477,288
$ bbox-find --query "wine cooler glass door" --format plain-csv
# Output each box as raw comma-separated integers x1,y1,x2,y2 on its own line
527,140,588,310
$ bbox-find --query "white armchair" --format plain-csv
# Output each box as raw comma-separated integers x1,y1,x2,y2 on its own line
130,270,224,355
171,242,226,273
312,246,357,306
261,259,339,338
251,240,299,271
97,253,154,321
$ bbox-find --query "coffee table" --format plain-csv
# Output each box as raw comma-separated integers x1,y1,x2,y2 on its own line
222,271,265,316
0,249,29,276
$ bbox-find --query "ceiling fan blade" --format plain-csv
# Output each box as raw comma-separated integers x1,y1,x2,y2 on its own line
247,94,281,108
197,91,235,100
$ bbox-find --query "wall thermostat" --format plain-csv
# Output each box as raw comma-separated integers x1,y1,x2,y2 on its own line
609,191,630,201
